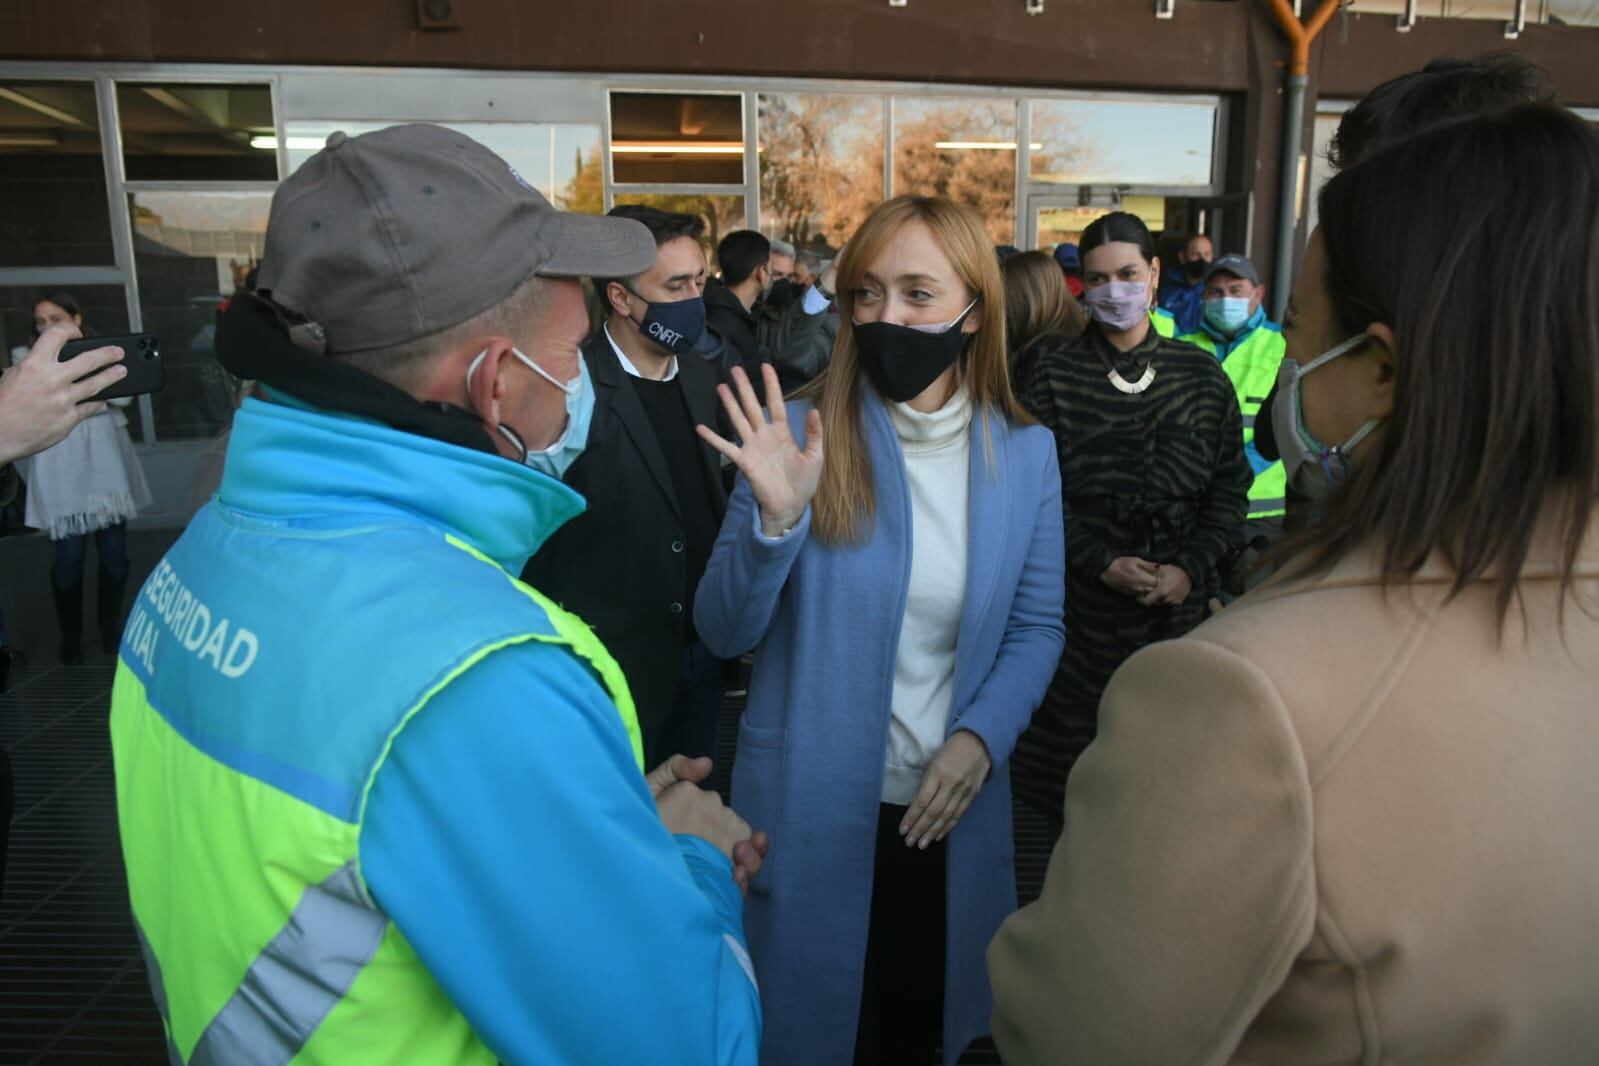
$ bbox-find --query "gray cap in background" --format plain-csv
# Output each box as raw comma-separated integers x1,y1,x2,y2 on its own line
257,123,656,355
1201,254,1262,288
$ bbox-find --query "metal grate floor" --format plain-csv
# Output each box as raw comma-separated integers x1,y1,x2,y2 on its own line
1,661,1051,1064
0,660,168,1065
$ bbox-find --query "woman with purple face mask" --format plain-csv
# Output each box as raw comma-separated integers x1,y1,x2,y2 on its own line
1009,211,1252,835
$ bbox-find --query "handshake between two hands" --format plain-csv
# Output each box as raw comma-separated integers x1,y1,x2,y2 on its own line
647,754,770,894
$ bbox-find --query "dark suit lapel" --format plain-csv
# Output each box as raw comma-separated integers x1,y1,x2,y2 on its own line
677,352,730,521
586,332,681,520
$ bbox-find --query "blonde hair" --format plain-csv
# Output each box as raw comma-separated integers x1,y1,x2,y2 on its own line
1003,250,1087,354
800,196,1030,546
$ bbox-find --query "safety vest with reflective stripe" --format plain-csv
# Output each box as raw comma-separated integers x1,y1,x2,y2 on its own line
1151,307,1178,339
110,397,643,1065
1181,322,1288,519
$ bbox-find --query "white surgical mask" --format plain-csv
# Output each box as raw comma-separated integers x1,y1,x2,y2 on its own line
1204,296,1253,336
466,346,594,479
1270,333,1382,499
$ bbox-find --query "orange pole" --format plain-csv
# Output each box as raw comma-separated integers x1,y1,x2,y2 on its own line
1261,0,1343,319
1265,0,1344,76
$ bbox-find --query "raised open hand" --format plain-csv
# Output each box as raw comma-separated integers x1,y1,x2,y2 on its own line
696,363,824,538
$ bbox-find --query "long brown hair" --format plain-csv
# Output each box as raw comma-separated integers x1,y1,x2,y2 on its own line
1003,250,1087,373
31,290,88,342
800,196,1030,546
1288,103,1598,623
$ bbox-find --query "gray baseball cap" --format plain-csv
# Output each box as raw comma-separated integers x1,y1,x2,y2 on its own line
256,123,656,355
1202,254,1262,287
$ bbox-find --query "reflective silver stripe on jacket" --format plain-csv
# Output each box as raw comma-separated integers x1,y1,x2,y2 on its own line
188,861,389,1066
1249,497,1287,516
134,920,185,1066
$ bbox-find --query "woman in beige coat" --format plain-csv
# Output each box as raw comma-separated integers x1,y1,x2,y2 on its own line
989,102,1599,1065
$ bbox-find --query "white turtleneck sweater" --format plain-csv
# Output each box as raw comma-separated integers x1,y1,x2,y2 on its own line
881,388,972,806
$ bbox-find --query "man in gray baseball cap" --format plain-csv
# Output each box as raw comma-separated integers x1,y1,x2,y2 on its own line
111,124,765,1065
1178,251,1290,593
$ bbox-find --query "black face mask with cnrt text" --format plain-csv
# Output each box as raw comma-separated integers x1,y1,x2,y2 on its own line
853,299,978,403
1183,257,1210,282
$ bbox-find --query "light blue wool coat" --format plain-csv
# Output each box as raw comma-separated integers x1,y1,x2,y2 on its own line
695,390,1066,1066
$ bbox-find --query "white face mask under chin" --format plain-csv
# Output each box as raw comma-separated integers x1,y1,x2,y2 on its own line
1270,332,1383,499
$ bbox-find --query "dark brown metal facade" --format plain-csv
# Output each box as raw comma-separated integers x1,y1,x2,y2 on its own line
6,0,1595,295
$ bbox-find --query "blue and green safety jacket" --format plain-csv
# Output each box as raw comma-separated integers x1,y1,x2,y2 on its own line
1181,308,1288,520
110,394,761,1064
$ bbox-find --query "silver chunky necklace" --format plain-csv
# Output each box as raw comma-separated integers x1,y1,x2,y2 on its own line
1106,363,1157,394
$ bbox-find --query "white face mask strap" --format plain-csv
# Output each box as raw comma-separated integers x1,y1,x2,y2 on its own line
913,295,980,335
462,350,532,461
510,346,576,395
469,345,575,396
465,348,489,391
1301,332,1369,375
1337,418,1381,457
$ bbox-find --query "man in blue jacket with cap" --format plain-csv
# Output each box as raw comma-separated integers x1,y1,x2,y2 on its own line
109,124,765,1065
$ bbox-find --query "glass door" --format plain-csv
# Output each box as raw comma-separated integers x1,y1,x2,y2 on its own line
1027,189,1168,252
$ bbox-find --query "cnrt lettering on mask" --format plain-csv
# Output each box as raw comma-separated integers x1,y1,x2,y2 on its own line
647,321,685,349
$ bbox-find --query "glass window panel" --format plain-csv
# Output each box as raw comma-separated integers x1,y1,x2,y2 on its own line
892,98,1016,244
1034,196,1166,250
130,191,270,440
2,284,140,439
758,93,884,251
1029,98,1216,187
1304,111,1343,240
611,193,745,269
609,92,744,185
118,83,277,182
0,82,114,267
280,121,604,211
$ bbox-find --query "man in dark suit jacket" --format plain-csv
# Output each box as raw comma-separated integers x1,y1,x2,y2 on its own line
703,230,839,395
703,230,771,377
522,206,730,766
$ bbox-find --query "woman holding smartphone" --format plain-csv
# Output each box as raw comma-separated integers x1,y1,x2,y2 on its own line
19,292,151,663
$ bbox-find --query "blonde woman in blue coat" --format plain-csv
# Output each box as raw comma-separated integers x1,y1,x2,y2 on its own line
695,196,1066,1066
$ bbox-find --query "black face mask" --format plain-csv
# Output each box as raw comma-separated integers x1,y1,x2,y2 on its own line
853,299,978,403
1183,258,1210,282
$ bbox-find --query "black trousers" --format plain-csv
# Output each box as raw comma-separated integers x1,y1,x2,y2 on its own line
854,803,947,1066
649,641,727,768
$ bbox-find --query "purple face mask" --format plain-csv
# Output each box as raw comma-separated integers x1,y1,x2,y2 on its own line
1083,279,1152,333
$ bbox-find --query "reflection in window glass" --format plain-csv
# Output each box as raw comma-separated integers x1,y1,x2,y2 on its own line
0,82,114,268
117,83,277,182
892,98,1017,244
281,121,605,212
758,94,884,251
1029,99,1215,187
611,193,745,269
130,191,269,440
2,284,140,439
1036,196,1166,249
609,92,744,185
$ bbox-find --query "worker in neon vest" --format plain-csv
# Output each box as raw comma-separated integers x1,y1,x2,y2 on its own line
1180,254,1288,588
108,124,765,1065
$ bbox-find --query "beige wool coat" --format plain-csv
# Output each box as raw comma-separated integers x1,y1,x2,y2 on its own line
990,515,1599,1065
